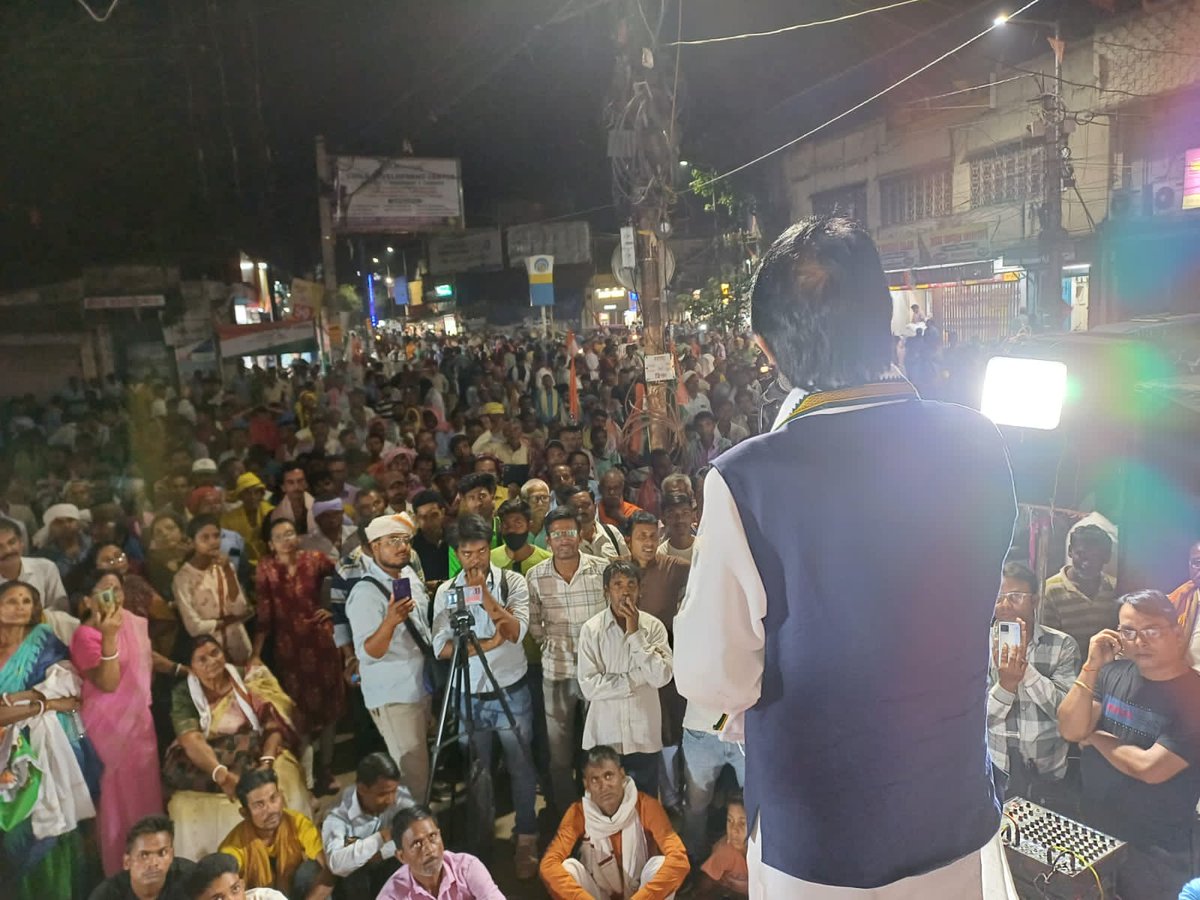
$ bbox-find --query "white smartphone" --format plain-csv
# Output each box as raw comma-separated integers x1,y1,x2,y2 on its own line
994,620,1022,655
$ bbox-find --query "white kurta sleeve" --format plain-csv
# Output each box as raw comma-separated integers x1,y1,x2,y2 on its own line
673,468,767,742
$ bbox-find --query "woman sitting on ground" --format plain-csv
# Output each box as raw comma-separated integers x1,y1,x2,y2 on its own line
162,635,308,802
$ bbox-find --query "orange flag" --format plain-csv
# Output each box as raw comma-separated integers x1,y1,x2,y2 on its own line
567,330,581,423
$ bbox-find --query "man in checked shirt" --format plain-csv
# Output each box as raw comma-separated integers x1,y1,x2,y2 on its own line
527,505,609,821
987,561,1081,811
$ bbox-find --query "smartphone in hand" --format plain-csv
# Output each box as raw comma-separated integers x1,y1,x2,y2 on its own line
994,620,1021,655
392,577,412,603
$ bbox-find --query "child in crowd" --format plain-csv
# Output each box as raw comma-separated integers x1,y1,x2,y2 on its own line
694,792,748,898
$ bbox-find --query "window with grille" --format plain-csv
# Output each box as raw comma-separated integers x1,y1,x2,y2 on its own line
879,167,953,227
969,143,1044,208
810,183,868,223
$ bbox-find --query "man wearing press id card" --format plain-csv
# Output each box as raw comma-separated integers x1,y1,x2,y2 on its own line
431,513,540,880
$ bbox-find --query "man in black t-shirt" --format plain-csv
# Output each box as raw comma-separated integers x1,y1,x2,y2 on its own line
1058,589,1200,900
89,815,195,900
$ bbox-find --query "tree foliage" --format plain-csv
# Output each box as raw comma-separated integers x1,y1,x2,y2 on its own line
676,270,752,333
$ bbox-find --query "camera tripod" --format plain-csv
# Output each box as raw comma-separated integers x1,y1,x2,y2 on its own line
426,585,534,850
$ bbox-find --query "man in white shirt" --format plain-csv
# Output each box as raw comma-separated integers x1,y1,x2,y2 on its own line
577,559,673,798
674,217,1019,898
0,519,69,612
321,752,412,897
431,514,539,880
566,487,627,561
346,514,432,803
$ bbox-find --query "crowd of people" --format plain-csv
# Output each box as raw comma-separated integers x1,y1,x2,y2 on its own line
0,327,765,899
2,214,1200,900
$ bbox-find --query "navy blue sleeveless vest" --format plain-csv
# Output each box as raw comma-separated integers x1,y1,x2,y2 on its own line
714,391,1016,887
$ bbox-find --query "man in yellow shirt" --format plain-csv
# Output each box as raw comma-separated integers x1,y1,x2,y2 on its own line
220,472,275,569
220,769,332,899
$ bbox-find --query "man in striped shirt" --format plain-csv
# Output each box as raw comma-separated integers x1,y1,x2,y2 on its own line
527,506,608,818
1041,524,1118,659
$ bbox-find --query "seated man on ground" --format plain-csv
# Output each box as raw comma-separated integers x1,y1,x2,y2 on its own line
375,805,505,900
1058,589,1200,900
218,769,332,900
986,561,1080,810
540,745,689,899
88,815,197,900
321,752,412,898
183,853,286,900
693,792,748,899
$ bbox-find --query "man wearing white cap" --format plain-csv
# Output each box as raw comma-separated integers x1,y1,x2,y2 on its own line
34,502,90,580
300,498,357,561
191,457,221,489
346,514,433,801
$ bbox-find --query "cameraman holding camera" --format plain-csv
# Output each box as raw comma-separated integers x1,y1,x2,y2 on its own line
431,513,539,880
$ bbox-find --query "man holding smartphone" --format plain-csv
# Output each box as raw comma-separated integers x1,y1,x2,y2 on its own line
986,561,1079,811
431,514,538,879
346,514,431,803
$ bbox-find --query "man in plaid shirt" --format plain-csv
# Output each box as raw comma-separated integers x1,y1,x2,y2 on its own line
988,561,1081,810
526,506,609,819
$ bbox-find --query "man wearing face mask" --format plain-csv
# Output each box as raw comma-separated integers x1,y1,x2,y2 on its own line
491,499,550,577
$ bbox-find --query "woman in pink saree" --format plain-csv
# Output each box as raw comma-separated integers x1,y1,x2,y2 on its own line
70,570,178,875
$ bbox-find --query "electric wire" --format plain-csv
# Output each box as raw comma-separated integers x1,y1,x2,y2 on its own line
75,0,120,22
904,74,1030,104
695,0,1047,192
666,0,930,46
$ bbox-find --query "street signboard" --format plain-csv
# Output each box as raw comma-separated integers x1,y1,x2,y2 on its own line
645,353,674,383
332,156,464,232
428,229,503,274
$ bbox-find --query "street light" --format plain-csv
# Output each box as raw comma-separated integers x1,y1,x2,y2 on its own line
386,246,395,254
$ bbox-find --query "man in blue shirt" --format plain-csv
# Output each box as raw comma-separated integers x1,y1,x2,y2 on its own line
346,514,431,804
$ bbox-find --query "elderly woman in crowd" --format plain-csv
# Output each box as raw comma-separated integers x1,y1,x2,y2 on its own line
173,515,253,665
0,579,100,899
162,634,308,859
251,518,343,794
69,569,177,876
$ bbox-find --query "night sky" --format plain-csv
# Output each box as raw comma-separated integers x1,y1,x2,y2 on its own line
0,0,1114,288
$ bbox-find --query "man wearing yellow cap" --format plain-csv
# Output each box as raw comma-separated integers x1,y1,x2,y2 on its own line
221,472,275,569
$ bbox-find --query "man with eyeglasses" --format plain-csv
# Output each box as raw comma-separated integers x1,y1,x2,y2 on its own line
527,506,608,818
1059,589,1200,899
985,561,1079,811
346,514,432,802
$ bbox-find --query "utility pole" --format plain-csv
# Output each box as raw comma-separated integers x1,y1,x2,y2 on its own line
1037,21,1065,327
315,135,338,367
608,1,680,450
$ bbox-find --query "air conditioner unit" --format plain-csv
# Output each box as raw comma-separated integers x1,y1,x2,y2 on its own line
1149,180,1181,215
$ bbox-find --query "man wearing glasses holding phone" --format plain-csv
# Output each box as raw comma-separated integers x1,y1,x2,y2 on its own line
986,561,1079,811
346,514,431,803
1059,589,1200,899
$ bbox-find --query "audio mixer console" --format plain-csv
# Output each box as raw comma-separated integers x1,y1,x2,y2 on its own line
1001,798,1125,898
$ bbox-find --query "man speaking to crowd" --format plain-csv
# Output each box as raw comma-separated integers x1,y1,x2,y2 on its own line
674,216,1019,898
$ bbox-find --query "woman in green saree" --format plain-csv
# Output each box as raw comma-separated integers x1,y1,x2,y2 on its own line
0,579,102,899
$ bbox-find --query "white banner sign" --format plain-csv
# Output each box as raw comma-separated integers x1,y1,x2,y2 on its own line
428,229,503,274
644,353,675,383
333,156,464,232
